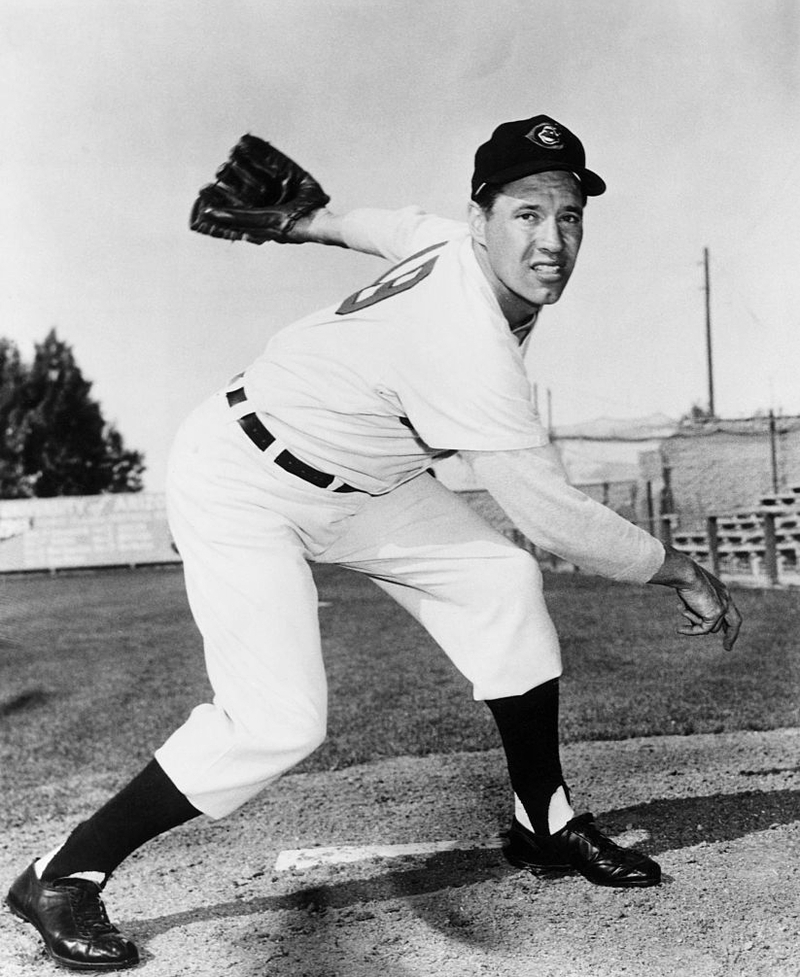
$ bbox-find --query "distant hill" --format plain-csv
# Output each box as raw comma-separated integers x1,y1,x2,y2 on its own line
553,414,678,441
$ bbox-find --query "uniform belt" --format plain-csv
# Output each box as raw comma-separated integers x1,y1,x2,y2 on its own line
225,385,361,493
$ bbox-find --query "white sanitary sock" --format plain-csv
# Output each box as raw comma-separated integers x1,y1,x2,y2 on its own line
514,786,574,835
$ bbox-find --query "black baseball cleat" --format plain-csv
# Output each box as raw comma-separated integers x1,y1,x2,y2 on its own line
504,813,661,888
6,863,140,971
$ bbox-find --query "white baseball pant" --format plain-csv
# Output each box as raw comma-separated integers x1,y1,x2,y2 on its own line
155,390,561,818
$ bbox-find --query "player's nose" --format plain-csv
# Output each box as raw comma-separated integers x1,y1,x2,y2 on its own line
535,216,564,252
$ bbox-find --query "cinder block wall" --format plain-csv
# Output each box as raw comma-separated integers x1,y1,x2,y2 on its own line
454,419,800,547
660,420,800,529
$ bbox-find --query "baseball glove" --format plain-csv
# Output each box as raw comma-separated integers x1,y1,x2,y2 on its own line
189,134,330,244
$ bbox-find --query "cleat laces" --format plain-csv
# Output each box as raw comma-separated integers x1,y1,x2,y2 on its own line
59,881,117,938
570,813,623,846
565,814,646,865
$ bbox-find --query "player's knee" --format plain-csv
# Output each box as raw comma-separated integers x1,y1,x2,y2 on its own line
296,718,327,759
242,705,327,771
480,546,543,604
278,707,327,760
294,703,329,760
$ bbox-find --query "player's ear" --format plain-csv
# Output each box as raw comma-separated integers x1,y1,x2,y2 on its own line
467,200,488,247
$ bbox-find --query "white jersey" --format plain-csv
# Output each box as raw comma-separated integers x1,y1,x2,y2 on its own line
243,207,549,495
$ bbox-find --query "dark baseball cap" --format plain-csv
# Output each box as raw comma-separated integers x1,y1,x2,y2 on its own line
471,114,606,199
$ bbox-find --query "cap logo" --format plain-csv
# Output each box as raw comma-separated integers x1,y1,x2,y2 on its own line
526,122,564,150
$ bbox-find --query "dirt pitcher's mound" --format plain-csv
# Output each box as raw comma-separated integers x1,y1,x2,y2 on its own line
3,728,799,977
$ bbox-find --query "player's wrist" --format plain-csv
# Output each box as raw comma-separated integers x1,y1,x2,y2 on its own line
289,208,346,246
646,546,699,589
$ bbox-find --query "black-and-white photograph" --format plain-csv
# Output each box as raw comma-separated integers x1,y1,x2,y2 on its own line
1,2,798,975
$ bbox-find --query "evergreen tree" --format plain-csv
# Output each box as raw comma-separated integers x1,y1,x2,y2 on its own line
3,329,145,497
680,401,715,426
0,338,28,497
98,424,145,494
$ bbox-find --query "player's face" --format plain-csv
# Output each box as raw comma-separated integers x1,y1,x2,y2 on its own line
469,171,584,325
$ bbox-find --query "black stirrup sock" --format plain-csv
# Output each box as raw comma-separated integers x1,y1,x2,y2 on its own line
40,758,201,882
485,678,568,835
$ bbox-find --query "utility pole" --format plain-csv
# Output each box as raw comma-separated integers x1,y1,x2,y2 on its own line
769,409,779,493
547,387,553,436
703,247,716,418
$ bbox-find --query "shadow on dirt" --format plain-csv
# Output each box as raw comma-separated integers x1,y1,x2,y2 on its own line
124,846,508,937
124,786,798,938
598,787,800,855
0,688,52,717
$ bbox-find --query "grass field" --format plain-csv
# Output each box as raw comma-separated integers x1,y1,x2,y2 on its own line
2,564,799,977
1,563,798,810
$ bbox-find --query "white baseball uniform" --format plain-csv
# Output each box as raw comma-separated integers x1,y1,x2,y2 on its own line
156,207,663,819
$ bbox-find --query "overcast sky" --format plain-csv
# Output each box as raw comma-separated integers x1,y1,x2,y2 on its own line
2,0,798,490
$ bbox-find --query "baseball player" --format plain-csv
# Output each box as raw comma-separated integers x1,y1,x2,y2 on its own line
6,114,741,971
